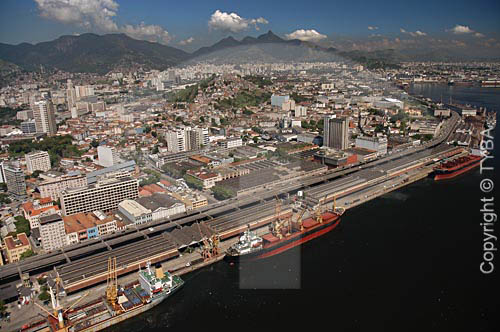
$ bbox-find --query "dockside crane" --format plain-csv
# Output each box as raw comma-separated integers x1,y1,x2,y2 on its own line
106,257,118,307
34,277,89,332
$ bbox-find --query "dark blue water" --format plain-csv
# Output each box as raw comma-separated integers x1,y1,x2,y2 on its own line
108,85,499,332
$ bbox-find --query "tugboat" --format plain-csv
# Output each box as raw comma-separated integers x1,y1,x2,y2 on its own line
225,197,345,263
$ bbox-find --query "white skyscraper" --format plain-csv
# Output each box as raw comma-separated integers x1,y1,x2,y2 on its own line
97,146,120,167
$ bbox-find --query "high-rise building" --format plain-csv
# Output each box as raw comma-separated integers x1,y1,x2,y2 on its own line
33,100,57,135
60,175,138,216
97,146,120,167
25,150,51,174
324,115,349,150
75,85,94,99
66,79,77,109
165,129,187,153
165,127,208,152
4,164,26,196
39,214,67,251
0,161,6,183
188,127,209,150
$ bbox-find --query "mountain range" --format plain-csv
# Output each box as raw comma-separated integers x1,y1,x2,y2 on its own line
0,30,492,75
0,31,342,74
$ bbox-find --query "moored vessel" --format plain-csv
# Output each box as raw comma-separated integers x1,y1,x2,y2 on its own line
225,198,345,262
434,155,482,180
22,259,183,332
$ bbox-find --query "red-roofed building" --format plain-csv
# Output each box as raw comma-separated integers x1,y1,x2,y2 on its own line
22,201,61,229
4,233,32,263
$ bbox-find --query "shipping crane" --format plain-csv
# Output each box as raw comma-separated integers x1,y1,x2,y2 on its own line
294,206,307,231
34,277,89,331
106,257,118,307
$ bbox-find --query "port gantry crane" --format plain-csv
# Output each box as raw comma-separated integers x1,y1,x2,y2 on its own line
106,257,118,307
34,276,89,332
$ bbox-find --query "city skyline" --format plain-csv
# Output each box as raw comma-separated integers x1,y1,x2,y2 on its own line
0,0,499,54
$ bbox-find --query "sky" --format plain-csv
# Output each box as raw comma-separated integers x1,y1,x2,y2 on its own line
0,0,499,53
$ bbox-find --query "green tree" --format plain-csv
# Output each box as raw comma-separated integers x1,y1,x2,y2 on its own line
211,186,236,201
20,249,36,260
38,290,50,302
14,215,30,237
0,299,6,314
90,139,99,148
183,174,203,190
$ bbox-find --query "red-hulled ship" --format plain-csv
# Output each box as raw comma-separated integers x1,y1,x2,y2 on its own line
225,201,345,262
434,155,482,180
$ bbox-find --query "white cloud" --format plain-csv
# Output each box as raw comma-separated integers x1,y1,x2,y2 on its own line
449,24,474,34
208,10,268,33
284,29,327,42
400,28,426,37
34,0,172,44
474,32,485,38
179,37,194,45
368,26,378,30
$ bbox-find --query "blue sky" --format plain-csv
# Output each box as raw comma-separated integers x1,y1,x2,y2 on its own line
0,0,499,52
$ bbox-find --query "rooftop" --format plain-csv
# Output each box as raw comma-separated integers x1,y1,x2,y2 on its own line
119,199,151,217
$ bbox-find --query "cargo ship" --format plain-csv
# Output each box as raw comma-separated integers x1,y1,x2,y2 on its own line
21,259,183,332
481,80,500,87
434,155,482,180
225,202,345,262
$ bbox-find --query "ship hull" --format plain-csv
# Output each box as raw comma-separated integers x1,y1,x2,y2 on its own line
434,160,481,180
75,282,183,332
434,156,482,181
225,214,341,263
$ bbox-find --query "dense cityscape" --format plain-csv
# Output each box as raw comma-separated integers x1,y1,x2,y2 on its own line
0,1,499,331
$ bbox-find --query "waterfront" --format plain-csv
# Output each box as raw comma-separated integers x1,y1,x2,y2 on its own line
106,87,498,331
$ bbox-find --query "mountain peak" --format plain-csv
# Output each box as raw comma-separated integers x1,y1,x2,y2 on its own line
257,30,284,42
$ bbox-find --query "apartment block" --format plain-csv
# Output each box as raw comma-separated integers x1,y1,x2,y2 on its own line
60,176,138,216
25,150,51,174
39,214,66,252
38,172,88,200
4,164,26,196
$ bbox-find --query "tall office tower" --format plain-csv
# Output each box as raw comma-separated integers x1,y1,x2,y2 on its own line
324,115,349,150
33,100,57,135
66,79,77,109
4,164,27,196
60,176,139,216
97,146,120,167
25,150,51,174
39,214,67,251
165,129,187,152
